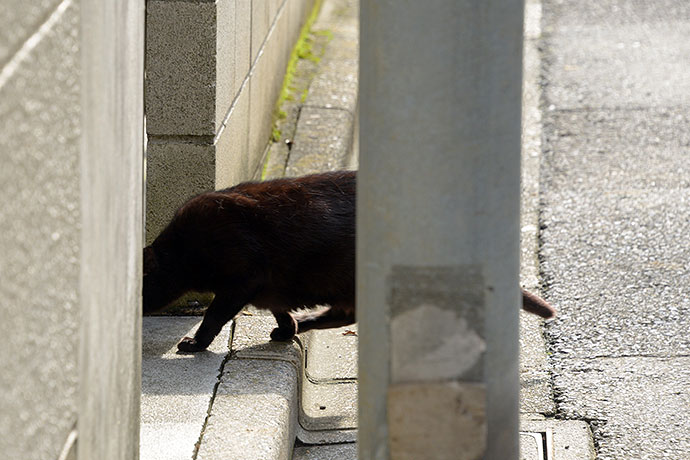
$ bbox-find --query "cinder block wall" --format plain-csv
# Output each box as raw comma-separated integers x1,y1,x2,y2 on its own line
0,1,81,458
145,0,316,242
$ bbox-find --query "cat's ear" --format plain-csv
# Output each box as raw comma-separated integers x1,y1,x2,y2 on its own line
143,246,158,276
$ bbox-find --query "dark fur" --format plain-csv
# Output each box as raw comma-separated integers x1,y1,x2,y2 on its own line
143,170,554,352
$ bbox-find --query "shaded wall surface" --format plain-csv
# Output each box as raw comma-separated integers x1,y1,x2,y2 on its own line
146,0,316,242
0,1,81,459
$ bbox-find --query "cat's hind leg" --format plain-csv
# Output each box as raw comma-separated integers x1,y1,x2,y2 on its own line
270,311,298,341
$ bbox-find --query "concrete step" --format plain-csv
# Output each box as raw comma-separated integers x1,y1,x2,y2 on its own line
298,327,358,444
140,317,233,460
141,315,302,460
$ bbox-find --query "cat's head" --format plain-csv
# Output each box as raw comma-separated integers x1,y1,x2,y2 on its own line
142,245,186,313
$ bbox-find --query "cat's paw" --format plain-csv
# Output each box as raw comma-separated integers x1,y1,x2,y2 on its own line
270,327,295,342
177,336,207,352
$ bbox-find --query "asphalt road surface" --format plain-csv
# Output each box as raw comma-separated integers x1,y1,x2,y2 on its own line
539,1,690,458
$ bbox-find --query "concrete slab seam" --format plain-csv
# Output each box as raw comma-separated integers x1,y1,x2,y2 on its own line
191,320,236,460
147,134,216,146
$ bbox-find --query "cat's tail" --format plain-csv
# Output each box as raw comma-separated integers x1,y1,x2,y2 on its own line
521,288,556,319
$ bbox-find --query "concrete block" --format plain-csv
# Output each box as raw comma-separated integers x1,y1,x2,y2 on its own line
140,317,233,460
519,313,550,372
216,0,236,129
247,33,271,178
248,2,290,176
301,378,357,431
293,443,357,460
145,141,215,243
0,2,80,458
519,0,554,420
146,0,215,135
232,315,302,368
297,327,358,442
303,327,357,382
235,0,252,85
302,11,359,114
250,0,270,63
215,80,250,189
230,315,359,444
305,57,358,113
268,0,282,27
277,0,293,69
297,424,356,445
286,0,304,48
518,296,551,417
519,371,554,415
520,418,596,460
285,107,354,176
146,0,237,136
519,432,542,460
196,359,298,460
314,0,357,35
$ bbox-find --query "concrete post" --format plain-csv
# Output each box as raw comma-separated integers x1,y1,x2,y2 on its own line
358,1,524,459
79,1,144,459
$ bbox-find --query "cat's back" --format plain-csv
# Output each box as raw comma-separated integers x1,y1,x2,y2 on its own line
222,171,356,230
225,170,355,204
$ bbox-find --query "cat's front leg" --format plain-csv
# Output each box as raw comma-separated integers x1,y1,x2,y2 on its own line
178,290,250,352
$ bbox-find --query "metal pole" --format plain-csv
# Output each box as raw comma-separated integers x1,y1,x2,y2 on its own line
358,1,524,459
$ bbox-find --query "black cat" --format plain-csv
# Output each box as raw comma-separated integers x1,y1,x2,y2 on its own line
143,170,555,352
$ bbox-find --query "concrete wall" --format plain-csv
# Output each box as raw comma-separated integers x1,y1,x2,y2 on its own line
0,1,81,459
1,0,145,458
145,0,316,242
79,0,144,459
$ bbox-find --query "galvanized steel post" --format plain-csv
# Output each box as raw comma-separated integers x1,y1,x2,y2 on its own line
358,1,524,459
